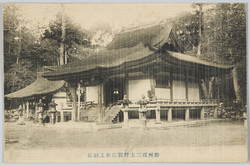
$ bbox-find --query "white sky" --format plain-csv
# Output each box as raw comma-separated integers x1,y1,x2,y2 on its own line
14,3,194,31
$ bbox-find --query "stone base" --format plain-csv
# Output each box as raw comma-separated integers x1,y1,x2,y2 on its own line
140,119,148,130
122,125,130,129
16,116,25,125
155,121,162,124
39,118,43,125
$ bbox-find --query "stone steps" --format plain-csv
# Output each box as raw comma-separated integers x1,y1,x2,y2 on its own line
103,105,121,123
80,105,121,123
80,105,100,122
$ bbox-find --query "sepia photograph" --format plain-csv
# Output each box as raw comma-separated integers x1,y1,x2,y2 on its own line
3,3,248,162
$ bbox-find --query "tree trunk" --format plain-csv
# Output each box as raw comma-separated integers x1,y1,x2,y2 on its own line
59,43,64,65
209,77,214,99
64,48,67,64
201,79,209,99
197,4,202,58
59,4,66,65
232,66,242,104
16,55,19,64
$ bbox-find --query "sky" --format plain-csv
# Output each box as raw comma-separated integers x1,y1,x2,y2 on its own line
14,3,194,31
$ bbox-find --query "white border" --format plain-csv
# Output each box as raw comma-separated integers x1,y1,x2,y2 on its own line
0,1,249,165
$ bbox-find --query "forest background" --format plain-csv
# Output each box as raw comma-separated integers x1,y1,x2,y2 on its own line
3,3,246,108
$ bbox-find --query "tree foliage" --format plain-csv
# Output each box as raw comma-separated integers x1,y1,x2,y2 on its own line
4,3,246,106
4,5,60,95
43,13,91,53
172,4,246,105
4,4,22,70
4,6,93,96
202,3,246,105
4,5,37,95
202,3,246,64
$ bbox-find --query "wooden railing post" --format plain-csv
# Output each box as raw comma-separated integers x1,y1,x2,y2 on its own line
77,83,81,121
200,107,205,120
155,104,161,124
61,111,65,122
122,105,129,129
26,101,29,118
168,108,172,122
185,108,190,121
214,107,218,119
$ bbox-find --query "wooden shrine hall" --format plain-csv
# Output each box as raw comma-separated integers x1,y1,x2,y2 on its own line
42,19,234,124
5,72,65,119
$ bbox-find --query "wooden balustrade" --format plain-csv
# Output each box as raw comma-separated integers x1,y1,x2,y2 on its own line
120,99,219,127
126,99,219,109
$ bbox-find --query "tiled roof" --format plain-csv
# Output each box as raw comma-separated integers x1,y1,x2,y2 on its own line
5,73,64,99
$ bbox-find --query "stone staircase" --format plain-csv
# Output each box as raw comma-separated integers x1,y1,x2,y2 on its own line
80,105,100,122
103,105,122,123
80,104,122,123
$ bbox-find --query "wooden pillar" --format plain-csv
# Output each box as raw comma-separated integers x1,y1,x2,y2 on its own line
185,70,188,100
170,69,173,100
22,102,25,114
56,112,60,123
35,103,38,120
26,101,29,117
198,71,203,100
71,86,77,122
122,110,129,128
155,104,161,124
98,83,103,123
124,66,129,98
77,83,81,121
150,77,156,95
214,107,218,119
168,108,172,122
61,111,65,122
200,107,205,120
50,113,56,124
83,86,87,104
185,108,190,121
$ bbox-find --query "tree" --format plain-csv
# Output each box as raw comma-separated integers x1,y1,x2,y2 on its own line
192,3,203,57
60,4,66,65
43,13,91,64
3,4,22,70
172,4,246,105
3,4,37,95
170,11,202,55
4,5,59,95
4,61,36,94
201,3,246,105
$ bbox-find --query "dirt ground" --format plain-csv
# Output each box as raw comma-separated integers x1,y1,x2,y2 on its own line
4,120,248,162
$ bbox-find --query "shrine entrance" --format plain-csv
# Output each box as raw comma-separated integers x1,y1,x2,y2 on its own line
104,78,124,106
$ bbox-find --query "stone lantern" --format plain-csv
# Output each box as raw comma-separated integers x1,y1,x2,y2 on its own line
137,95,149,130
121,95,131,129
122,95,131,108
49,100,58,124
37,99,44,125
17,105,24,123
